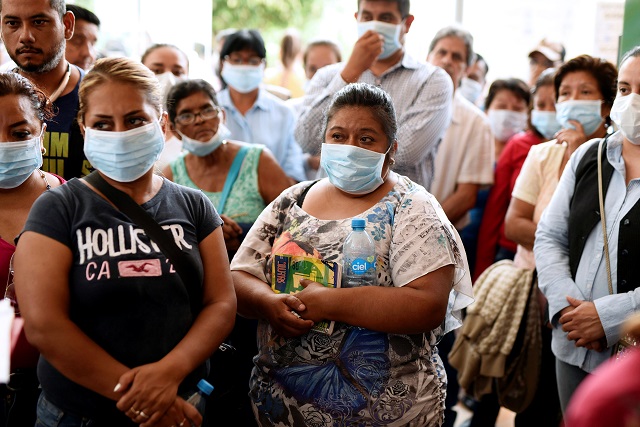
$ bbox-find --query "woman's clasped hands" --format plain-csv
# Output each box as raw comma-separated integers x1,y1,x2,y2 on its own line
260,278,335,338
114,362,202,427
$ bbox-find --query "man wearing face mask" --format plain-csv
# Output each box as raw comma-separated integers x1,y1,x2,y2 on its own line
427,26,493,230
425,26,493,427
1,0,89,180
459,53,488,107
295,0,453,190
217,29,305,183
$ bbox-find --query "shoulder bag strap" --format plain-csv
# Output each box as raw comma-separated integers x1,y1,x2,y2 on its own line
84,171,202,315
217,145,249,214
596,137,613,295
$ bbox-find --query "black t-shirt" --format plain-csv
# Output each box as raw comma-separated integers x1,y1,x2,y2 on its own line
23,178,222,423
41,66,91,180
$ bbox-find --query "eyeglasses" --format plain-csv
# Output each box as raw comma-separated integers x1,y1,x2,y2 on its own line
224,55,264,67
175,106,221,126
4,254,19,315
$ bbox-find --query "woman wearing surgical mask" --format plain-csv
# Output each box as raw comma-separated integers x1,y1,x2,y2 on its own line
464,72,559,427
217,29,307,183
553,54,617,169
162,79,291,255
141,43,190,169
472,78,530,280
230,83,472,426
14,57,236,427
485,78,530,159
162,80,291,426
0,73,63,426
534,47,638,413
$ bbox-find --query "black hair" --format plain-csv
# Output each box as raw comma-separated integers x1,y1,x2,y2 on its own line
532,67,556,96
1,0,65,19
484,78,530,112
65,4,100,26
356,0,410,18
165,79,218,125
220,29,267,61
0,73,55,121
429,26,475,66
323,83,397,147
554,54,617,108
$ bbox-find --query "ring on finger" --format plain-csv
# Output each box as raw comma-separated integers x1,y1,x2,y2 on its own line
129,407,140,415
139,410,150,419
179,418,187,427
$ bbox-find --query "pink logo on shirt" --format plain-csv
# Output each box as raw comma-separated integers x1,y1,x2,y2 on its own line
118,259,162,277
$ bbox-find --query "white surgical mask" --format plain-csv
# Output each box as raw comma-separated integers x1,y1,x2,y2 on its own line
0,130,43,189
222,63,264,93
610,93,640,145
84,121,165,182
459,77,483,104
178,123,231,157
156,72,187,101
357,20,402,60
555,99,604,136
488,109,528,142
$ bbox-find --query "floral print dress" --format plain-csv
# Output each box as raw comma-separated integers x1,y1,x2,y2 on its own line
230,176,473,427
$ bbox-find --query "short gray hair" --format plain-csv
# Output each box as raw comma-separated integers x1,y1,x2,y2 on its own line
429,26,475,66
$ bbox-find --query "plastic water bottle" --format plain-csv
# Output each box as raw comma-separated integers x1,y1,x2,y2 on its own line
186,379,214,416
342,218,376,288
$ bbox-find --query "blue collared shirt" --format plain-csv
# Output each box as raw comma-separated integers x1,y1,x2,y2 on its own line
535,131,640,372
295,53,453,189
218,88,306,182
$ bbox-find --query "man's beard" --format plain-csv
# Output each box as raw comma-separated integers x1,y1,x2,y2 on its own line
12,38,65,74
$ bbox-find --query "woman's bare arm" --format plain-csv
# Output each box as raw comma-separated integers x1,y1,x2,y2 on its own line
297,264,455,335
505,197,537,250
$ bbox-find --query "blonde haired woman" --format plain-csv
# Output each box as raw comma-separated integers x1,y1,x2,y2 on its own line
15,57,236,427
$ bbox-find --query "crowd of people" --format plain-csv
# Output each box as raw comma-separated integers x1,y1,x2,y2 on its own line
0,0,638,426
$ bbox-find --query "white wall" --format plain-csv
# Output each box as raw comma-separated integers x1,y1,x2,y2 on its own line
77,0,213,80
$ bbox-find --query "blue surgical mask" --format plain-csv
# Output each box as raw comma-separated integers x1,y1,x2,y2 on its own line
320,143,391,195
531,110,562,140
0,130,43,189
459,77,483,104
221,63,264,93
357,20,403,60
84,120,165,182
178,123,231,157
555,99,604,136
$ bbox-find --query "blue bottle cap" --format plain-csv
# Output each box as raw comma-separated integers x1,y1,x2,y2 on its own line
197,379,214,396
351,218,366,229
